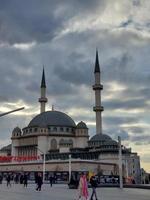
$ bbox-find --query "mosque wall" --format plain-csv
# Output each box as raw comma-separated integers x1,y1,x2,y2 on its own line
0,160,117,175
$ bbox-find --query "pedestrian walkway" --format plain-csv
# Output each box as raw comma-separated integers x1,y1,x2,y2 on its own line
0,183,149,200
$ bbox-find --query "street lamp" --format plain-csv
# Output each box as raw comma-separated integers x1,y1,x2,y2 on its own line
35,147,46,184
118,136,123,189
0,107,24,117
69,154,71,182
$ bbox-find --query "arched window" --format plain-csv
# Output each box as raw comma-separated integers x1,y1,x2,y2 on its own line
51,138,57,150
59,138,64,145
66,128,69,132
69,139,73,147
60,127,64,132
53,127,57,132
34,128,37,132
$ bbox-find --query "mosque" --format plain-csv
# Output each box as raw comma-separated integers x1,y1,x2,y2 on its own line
0,51,141,183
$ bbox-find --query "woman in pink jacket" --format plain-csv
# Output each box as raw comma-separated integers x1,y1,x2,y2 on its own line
78,173,89,200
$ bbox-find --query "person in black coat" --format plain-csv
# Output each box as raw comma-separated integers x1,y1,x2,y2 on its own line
6,174,11,187
23,173,28,188
49,176,53,187
90,174,98,200
36,173,43,191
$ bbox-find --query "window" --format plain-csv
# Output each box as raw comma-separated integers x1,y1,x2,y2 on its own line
60,127,64,132
53,127,57,132
34,128,38,132
48,127,51,132
51,138,57,150
66,128,69,132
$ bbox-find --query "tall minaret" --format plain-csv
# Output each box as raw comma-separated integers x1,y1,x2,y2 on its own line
38,67,48,113
93,50,104,134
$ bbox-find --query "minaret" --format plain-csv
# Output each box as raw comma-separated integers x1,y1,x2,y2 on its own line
38,67,48,113
93,50,104,134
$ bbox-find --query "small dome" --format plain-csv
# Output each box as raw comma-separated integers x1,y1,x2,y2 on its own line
12,127,21,134
28,111,76,128
0,144,11,151
90,134,112,142
76,121,87,129
104,140,118,145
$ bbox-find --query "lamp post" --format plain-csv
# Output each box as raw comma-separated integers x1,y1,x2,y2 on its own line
118,136,123,189
36,147,45,184
0,107,24,117
69,154,71,182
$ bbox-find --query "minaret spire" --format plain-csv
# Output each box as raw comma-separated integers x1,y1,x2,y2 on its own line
38,67,48,113
93,49,104,134
41,67,46,88
94,49,100,73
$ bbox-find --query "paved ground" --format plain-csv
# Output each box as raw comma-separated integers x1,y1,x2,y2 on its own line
0,183,150,200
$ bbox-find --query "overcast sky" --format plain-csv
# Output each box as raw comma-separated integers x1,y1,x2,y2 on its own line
0,0,150,172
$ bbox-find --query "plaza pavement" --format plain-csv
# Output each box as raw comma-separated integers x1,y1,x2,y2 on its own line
0,183,150,200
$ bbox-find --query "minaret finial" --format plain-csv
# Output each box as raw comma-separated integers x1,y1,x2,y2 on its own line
94,49,100,73
41,66,46,88
39,67,48,113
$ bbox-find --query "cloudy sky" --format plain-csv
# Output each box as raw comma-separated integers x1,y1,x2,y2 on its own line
0,0,150,172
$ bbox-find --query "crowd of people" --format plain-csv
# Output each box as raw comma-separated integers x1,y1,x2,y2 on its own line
0,172,99,199
0,173,29,187
0,173,55,191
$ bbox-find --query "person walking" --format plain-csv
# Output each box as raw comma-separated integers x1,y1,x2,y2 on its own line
78,173,89,200
36,173,43,191
49,176,53,187
90,174,98,200
23,173,28,188
6,174,11,187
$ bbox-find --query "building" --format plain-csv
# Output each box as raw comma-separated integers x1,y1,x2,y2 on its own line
0,51,141,183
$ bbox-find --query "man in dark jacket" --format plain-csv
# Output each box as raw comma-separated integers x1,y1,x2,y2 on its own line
36,173,43,191
49,176,53,187
23,173,28,188
90,174,98,200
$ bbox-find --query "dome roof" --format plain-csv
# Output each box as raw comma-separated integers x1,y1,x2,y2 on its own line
77,121,87,129
104,140,118,145
12,127,21,134
90,134,112,142
0,144,11,151
28,111,76,128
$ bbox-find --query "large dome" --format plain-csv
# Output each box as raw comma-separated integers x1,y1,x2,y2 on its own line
28,111,76,128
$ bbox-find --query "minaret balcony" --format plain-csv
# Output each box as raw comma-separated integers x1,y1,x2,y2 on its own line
38,97,48,103
92,84,103,90
93,106,104,112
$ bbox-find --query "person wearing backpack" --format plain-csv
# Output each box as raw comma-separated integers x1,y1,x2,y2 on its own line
90,174,98,200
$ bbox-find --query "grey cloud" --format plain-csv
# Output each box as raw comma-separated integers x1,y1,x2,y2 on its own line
103,116,138,126
103,98,147,111
104,128,130,141
0,0,103,45
127,127,145,134
132,0,141,6
131,135,150,144
53,52,91,86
